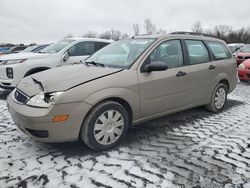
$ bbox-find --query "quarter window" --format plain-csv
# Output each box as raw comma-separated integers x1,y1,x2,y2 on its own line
149,40,183,68
68,42,95,56
185,40,210,65
207,41,231,60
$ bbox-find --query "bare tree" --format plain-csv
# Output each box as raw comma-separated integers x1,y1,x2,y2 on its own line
133,23,140,36
191,21,203,34
214,25,232,39
122,33,130,39
100,31,112,40
111,30,121,41
83,31,98,38
144,18,156,35
64,33,73,38
156,29,167,35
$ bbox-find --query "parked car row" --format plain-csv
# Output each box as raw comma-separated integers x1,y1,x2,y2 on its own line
20,44,50,53
4,33,238,150
229,44,250,82
227,43,245,53
0,38,111,90
0,45,27,55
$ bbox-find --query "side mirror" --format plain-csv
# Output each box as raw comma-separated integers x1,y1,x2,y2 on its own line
62,51,69,62
141,61,168,73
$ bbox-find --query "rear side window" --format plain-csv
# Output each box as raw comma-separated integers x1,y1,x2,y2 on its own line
68,42,95,56
207,41,231,60
95,42,110,51
185,40,210,65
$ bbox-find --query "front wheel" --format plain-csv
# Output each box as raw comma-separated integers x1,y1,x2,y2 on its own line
205,83,227,113
81,101,129,151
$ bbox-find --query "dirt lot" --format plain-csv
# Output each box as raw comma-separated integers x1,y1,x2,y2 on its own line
0,82,250,188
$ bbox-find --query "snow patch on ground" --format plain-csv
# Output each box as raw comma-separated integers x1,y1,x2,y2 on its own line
0,82,250,187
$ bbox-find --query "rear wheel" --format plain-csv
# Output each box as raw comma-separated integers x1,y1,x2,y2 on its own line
81,101,129,151
205,83,227,113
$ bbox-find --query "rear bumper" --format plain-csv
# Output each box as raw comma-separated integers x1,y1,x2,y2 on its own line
238,69,250,80
7,92,92,143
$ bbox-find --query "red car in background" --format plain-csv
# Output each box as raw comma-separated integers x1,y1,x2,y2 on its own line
236,44,250,66
238,59,250,82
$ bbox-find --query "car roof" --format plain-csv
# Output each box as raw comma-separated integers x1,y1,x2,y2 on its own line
67,37,113,43
133,33,224,43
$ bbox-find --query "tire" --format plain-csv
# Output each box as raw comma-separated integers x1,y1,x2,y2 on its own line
240,79,248,83
81,101,129,151
205,83,228,113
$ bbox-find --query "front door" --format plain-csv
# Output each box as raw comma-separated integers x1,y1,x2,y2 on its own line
138,40,192,117
66,41,95,64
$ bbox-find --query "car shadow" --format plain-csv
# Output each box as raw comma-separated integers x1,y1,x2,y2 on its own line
47,98,245,157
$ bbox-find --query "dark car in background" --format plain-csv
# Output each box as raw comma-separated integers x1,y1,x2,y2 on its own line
0,47,11,52
0,46,27,55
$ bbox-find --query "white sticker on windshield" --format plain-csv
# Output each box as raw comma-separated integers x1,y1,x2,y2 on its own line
130,40,149,45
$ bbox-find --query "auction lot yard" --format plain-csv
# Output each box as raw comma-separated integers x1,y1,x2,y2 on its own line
0,82,250,188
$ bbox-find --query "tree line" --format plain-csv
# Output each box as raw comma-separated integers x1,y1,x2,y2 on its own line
69,19,249,44
191,21,250,44
66,18,166,41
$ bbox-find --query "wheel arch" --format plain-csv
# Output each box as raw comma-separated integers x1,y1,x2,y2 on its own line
84,97,133,127
219,79,230,92
78,97,134,142
24,67,50,77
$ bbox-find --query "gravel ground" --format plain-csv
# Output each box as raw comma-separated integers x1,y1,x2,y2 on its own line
0,83,250,188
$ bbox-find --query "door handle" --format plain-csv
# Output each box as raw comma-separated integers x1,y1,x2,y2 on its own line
209,65,216,70
176,71,187,77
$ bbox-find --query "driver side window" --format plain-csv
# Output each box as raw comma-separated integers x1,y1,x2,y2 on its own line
68,42,95,56
149,40,183,68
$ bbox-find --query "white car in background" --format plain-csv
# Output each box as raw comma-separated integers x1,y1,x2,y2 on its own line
0,38,111,91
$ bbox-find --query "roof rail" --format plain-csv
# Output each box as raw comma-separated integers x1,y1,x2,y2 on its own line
170,31,215,38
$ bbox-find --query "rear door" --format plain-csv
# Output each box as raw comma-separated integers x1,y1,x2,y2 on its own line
182,39,214,103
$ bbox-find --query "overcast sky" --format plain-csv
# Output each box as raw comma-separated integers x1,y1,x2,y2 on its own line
0,0,250,44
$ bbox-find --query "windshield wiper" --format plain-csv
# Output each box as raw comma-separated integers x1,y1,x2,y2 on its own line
84,61,106,67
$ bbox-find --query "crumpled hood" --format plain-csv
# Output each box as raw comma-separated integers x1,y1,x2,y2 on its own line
0,52,49,61
17,64,122,97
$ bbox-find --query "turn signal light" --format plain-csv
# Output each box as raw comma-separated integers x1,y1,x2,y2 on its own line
52,115,69,123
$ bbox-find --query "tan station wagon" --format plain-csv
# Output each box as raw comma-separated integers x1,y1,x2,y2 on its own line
7,33,237,150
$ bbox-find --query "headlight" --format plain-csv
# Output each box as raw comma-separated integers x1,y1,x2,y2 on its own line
238,63,246,70
2,59,26,65
26,92,64,108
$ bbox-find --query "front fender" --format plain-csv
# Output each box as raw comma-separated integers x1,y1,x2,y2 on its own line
84,88,140,121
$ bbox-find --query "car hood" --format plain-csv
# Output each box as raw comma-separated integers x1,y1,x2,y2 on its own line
0,52,49,61
237,52,250,57
17,64,123,97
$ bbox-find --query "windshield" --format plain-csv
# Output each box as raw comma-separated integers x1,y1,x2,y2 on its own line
20,46,36,53
86,38,155,68
40,39,74,54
